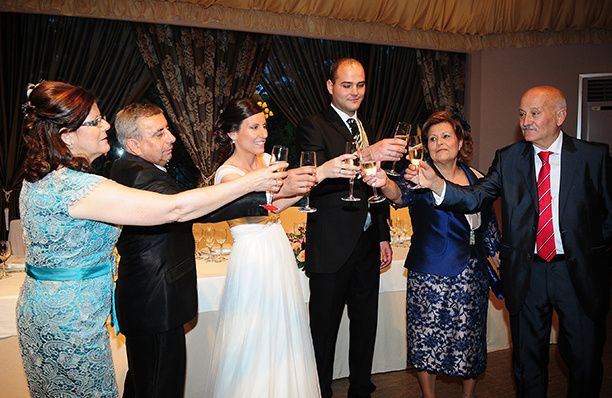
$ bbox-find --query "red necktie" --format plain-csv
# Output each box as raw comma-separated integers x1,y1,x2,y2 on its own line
536,151,556,262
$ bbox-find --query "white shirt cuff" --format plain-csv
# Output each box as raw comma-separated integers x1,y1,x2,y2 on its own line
432,181,446,205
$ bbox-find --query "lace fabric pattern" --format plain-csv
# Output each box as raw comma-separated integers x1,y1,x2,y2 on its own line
17,168,121,398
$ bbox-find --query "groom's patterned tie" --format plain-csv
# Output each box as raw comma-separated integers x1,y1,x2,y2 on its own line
536,151,556,262
347,118,362,148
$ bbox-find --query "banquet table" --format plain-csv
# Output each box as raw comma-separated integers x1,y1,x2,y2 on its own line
0,246,515,398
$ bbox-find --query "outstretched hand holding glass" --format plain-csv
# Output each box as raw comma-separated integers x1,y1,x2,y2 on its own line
359,147,385,204
298,151,317,213
261,145,289,211
385,122,411,177
341,141,360,202
406,127,424,188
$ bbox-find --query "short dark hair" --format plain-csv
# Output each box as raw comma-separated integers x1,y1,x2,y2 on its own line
328,57,362,82
422,110,474,163
22,81,96,182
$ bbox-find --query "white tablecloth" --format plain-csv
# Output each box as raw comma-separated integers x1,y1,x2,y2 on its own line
0,246,513,398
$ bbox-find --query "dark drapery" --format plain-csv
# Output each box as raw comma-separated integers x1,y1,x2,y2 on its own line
0,13,151,238
135,25,273,185
416,49,467,113
262,36,425,140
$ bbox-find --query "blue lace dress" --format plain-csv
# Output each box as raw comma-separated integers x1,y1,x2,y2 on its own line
16,168,121,398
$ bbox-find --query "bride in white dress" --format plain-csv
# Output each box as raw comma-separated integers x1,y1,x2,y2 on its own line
206,99,358,398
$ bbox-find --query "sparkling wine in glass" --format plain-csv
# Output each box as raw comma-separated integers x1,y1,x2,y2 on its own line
341,141,361,202
298,151,317,213
359,147,386,204
0,240,12,279
385,122,411,177
261,145,289,212
407,127,424,188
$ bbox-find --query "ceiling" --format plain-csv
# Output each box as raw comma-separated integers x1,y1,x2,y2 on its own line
2,0,612,51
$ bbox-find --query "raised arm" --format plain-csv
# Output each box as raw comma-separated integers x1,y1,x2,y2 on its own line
69,163,287,226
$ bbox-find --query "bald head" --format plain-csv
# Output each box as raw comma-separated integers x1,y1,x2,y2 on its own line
522,85,567,112
519,85,567,149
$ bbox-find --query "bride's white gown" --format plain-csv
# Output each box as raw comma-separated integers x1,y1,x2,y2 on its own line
206,163,320,398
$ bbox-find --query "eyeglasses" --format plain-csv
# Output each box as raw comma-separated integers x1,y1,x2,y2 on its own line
82,115,106,127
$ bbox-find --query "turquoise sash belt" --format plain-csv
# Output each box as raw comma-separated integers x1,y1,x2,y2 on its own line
26,261,120,334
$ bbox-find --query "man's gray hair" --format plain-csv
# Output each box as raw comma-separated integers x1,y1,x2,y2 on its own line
115,103,163,148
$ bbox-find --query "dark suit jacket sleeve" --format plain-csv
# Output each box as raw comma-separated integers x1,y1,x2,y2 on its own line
144,177,268,223
111,156,267,222
198,192,268,223
442,149,503,213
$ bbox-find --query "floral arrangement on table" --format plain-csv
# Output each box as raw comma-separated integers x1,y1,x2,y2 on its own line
287,223,306,270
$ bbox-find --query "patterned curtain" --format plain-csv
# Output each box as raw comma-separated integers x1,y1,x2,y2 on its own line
263,36,426,140
0,13,151,238
135,25,273,185
416,49,467,114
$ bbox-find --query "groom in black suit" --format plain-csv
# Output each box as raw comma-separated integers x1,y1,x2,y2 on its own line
410,86,611,398
110,103,296,398
297,58,406,398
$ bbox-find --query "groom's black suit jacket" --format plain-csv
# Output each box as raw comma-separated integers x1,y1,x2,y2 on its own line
441,134,611,318
297,106,390,273
110,153,266,335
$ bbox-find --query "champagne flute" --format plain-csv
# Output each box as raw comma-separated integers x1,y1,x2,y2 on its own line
359,147,386,204
0,240,12,279
385,122,411,177
298,151,317,213
341,141,361,202
407,127,424,188
261,145,289,212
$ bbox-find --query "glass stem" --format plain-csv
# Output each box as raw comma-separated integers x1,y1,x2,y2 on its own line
349,178,355,197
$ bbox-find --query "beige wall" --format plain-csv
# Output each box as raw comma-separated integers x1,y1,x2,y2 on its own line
466,43,612,171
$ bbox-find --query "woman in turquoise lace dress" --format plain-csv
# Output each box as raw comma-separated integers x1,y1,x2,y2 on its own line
17,81,286,398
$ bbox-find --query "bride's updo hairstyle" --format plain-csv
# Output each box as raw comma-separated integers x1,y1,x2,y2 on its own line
22,81,96,182
213,98,262,162
214,98,262,144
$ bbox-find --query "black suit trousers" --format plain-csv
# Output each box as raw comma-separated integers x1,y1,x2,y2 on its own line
510,259,606,398
122,326,187,398
308,227,380,398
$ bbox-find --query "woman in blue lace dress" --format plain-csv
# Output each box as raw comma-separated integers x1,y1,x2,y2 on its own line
17,81,285,398
362,111,500,398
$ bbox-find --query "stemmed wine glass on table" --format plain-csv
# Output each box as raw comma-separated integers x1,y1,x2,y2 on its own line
204,225,216,262
261,145,289,212
0,240,12,279
215,228,228,261
298,151,317,213
341,141,360,202
359,147,386,204
385,122,411,177
407,127,424,188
